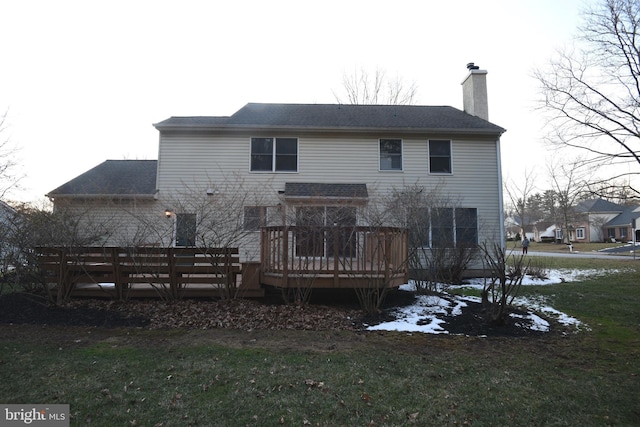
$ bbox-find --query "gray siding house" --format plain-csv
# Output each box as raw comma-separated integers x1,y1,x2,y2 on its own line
47,66,506,279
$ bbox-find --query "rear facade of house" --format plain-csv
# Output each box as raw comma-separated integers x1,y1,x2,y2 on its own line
47,65,506,279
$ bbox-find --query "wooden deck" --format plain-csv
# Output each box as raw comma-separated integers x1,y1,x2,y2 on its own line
260,226,409,289
36,246,264,301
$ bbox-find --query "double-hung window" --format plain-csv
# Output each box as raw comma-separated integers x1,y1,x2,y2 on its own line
380,139,402,171
429,140,452,174
251,137,298,172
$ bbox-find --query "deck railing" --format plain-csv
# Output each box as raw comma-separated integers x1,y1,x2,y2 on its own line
35,246,258,301
260,226,408,288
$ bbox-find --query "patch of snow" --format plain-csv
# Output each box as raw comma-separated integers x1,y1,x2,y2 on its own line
369,268,598,335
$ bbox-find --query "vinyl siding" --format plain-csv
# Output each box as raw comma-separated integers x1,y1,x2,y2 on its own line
54,199,170,247
156,132,502,260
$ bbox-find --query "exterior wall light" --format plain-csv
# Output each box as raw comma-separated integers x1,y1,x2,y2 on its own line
164,209,174,218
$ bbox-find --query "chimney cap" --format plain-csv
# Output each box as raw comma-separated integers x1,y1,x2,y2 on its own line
466,62,480,70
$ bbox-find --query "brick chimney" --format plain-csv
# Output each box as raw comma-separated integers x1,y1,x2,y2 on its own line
461,63,489,121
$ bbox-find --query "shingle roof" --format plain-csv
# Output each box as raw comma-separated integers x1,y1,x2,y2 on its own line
154,103,505,135
284,182,368,199
47,160,157,197
604,205,640,226
575,198,624,213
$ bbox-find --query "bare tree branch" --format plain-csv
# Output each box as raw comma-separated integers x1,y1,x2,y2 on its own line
503,169,539,238
534,0,640,194
0,110,23,199
334,67,418,105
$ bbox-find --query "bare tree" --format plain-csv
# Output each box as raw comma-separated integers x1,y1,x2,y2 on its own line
547,159,591,243
504,169,538,242
534,0,640,196
0,110,23,199
334,67,418,105
2,201,117,303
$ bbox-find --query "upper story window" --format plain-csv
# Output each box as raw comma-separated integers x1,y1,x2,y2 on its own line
251,137,298,172
379,139,402,171
429,140,452,174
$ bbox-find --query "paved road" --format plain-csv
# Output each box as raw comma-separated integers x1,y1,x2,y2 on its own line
510,249,639,260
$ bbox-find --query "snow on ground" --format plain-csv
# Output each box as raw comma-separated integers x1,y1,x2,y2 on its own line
366,269,609,335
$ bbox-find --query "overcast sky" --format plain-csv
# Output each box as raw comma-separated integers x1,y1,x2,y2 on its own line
1,0,589,203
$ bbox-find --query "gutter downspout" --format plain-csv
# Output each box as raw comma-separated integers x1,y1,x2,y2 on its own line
496,136,505,251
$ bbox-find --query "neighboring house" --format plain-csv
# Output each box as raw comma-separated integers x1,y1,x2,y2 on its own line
47,65,506,280
528,199,640,245
601,205,640,243
504,214,536,241
574,198,640,243
533,222,558,243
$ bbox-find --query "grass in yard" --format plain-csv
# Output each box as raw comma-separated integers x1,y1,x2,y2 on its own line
510,240,636,254
0,260,639,426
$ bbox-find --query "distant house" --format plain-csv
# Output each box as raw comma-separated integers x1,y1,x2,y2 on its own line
574,198,640,243
601,205,640,243
46,65,506,283
533,222,558,243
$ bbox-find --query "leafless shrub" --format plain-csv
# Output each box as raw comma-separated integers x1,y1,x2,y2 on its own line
479,242,530,326
380,183,478,293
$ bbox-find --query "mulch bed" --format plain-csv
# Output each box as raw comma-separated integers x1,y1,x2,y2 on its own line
0,290,550,337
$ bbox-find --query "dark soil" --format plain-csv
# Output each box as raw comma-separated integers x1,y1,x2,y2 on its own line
0,289,550,337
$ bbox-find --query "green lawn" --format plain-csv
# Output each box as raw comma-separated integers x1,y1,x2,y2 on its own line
1,259,639,426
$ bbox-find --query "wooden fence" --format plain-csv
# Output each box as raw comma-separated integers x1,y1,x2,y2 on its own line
36,246,263,301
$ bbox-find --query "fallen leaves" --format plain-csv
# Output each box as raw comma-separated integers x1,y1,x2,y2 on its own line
101,299,363,331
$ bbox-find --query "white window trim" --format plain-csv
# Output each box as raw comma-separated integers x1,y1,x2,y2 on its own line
249,137,299,173
428,139,453,175
420,207,478,248
379,138,403,172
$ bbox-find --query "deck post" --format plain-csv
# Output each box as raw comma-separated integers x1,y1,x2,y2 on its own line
384,231,391,284
225,248,234,297
282,227,289,287
112,247,123,300
55,248,67,305
333,227,339,287
168,247,177,299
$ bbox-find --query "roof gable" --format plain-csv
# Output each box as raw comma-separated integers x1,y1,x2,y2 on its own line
154,103,505,135
604,205,640,226
47,160,157,198
575,198,624,213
